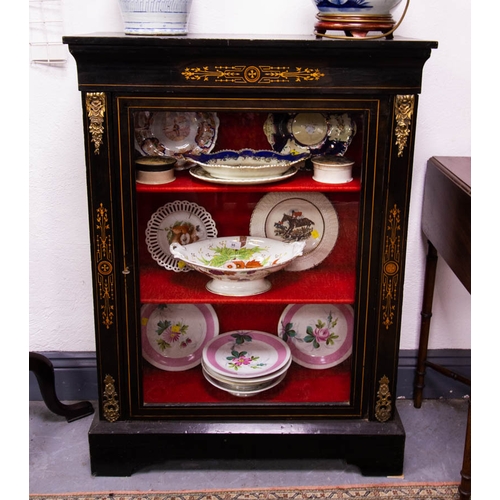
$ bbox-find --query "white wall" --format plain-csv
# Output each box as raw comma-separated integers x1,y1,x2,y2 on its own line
28,0,471,352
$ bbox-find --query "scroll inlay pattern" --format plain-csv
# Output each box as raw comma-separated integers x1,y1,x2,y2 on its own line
96,203,114,329
382,204,401,330
182,65,325,84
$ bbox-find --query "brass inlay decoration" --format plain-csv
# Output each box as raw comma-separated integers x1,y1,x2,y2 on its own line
382,205,401,330
394,94,414,157
103,374,120,422
96,203,114,329
182,65,325,84
375,375,392,422
85,92,106,154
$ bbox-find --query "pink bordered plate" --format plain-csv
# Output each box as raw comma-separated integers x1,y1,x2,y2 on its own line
202,330,291,379
278,304,354,369
141,303,219,371
202,369,287,398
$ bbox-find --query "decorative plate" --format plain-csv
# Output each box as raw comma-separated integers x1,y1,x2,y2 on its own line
202,330,291,379
249,192,339,271
189,165,300,185
145,200,218,272
263,112,356,156
202,356,292,386
141,303,219,371
278,304,354,369
202,368,287,397
290,112,329,148
134,111,220,165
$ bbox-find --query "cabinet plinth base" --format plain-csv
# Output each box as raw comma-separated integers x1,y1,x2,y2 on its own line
88,410,405,477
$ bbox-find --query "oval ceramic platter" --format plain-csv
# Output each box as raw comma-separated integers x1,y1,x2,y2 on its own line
278,304,354,369
133,111,220,167
189,165,300,186
249,192,339,271
145,200,218,272
141,303,219,371
202,330,291,379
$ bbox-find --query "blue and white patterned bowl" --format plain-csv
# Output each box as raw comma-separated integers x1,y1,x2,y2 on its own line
119,0,193,35
313,0,402,15
186,149,310,180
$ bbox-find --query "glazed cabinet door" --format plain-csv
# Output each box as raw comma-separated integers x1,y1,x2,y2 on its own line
95,93,409,423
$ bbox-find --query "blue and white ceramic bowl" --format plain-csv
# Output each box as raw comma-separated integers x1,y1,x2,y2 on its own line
119,0,193,35
313,0,402,15
186,149,310,180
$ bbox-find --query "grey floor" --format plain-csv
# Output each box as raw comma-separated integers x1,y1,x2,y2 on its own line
29,398,469,495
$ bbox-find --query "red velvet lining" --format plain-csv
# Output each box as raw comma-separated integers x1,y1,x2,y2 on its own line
142,358,351,405
136,169,362,194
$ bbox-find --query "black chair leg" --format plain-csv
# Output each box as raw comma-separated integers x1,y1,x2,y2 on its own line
29,352,94,422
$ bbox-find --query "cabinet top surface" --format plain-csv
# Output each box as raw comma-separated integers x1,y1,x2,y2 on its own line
63,32,438,50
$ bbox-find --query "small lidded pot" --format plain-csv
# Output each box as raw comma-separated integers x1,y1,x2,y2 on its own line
136,156,177,185
312,155,354,184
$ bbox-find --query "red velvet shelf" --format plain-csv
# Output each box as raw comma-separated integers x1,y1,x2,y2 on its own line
143,357,352,406
135,168,362,194
140,262,356,304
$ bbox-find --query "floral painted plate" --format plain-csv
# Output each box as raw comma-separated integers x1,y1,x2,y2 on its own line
202,330,291,379
202,368,287,397
145,200,218,272
141,303,219,371
133,111,219,167
278,304,354,369
202,355,292,386
249,192,339,271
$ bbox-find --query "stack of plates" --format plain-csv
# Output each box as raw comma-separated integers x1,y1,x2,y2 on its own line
201,330,291,397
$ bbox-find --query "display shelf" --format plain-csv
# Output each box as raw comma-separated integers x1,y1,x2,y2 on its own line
141,360,352,407
139,261,356,304
135,169,362,193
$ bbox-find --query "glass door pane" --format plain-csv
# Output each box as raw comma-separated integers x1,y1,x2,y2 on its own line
128,103,369,417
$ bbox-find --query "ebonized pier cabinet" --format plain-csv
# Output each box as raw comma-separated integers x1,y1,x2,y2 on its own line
63,34,436,477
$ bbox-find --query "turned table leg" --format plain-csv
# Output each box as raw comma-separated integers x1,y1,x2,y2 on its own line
414,241,438,408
